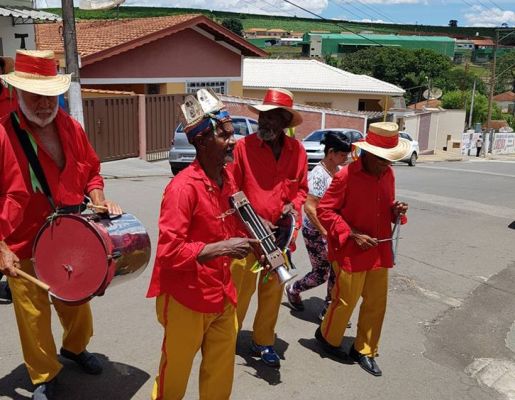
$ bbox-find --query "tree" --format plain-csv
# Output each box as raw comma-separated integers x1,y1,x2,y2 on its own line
441,90,502,124
433,68,487,95
449,20,458,27
222,18,243,37
336,47,452,103
495,52,515,93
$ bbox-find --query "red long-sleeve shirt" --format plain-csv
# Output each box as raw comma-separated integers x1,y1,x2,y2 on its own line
147,160,239,313
0,87,17,119
317,158,406,272
230,133,308,231
0,125,28,240
2,108,104,259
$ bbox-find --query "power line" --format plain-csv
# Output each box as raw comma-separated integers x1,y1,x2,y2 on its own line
327,0,369,21
484,0,505,11
351,0,397,24
331,0,379,22
282,0,385,47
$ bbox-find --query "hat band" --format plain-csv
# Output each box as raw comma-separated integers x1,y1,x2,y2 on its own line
263,90,293,108
15,52,57,77
366,131,398,149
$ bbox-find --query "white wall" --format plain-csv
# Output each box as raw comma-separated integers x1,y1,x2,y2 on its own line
0,17,36,57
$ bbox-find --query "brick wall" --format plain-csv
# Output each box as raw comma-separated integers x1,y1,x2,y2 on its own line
221,95,366,140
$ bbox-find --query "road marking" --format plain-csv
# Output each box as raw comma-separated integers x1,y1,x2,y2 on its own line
416,286,462,308
397,189,515,219
507,321,515,353
418,165,515,179
465,358,515,399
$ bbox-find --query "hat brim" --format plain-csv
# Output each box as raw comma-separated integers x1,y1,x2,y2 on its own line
1,73,71,96
248,104,303,128
353,138,412,162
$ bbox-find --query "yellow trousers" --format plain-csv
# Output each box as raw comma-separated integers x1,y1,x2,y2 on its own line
8,259,93,384
230,254,283,346
320,264,388,357
151,295,238,400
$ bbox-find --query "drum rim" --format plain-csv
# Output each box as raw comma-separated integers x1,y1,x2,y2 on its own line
32,213,110,302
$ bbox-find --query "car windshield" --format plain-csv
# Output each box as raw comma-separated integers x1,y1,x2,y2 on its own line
304,131,325,142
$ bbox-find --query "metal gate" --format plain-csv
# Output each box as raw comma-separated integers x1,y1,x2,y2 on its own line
83,97,139,162
145,94,185,161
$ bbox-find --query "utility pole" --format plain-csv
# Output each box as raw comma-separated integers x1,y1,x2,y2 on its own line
61,0,84,127
468,78,476,129
486,29,498,132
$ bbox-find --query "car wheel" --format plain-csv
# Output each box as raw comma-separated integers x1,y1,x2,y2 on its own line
408,152,417,167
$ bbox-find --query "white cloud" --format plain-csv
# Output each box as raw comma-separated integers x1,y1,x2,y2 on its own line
40,0,329,17
464,5,515,27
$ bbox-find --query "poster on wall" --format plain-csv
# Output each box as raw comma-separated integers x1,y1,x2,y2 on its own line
461,132,481,155
492,132,515,155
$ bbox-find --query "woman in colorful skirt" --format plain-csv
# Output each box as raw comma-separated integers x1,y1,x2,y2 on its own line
285,131,351,320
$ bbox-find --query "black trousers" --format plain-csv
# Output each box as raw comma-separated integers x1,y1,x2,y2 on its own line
476,147,482,157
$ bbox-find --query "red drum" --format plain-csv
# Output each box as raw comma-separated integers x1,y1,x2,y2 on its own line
33,213,151,304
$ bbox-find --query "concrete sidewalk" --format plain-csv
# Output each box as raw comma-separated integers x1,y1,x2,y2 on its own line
101,158,171,179
101,152,515,179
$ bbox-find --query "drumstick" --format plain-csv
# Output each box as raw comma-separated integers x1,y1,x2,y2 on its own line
15,269,50,292
87,203,109,211
377,237,403,243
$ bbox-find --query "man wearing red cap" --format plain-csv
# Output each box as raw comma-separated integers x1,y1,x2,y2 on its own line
148,89,257,399
314,122,410,377
0,50,121,400
229,88,308,368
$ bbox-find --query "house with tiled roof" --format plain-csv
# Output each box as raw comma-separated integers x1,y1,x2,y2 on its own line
36,15,266,96
493,91,515,113
242,58,405,112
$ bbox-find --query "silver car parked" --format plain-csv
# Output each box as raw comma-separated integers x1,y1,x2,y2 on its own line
301,128,364,169
168,116,258,175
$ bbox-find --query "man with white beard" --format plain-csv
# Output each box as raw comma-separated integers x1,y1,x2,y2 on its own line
0,50,121,400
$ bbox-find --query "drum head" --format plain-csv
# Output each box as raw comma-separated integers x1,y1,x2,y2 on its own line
33,215,109,303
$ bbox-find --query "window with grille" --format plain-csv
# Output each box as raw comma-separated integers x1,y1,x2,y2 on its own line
186,81,227,95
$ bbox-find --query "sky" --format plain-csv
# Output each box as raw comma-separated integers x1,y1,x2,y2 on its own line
41,0,515,27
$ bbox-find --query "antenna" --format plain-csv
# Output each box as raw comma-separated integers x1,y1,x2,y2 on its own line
79,0,125,10
422,87,443,100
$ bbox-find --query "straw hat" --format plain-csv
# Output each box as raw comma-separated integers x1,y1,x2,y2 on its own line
248,88,303,128
0,50,71,96
353,122,411,162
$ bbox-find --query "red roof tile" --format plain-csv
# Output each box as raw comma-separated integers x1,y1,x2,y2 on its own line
409,99,442,109
493,91,515,102
36,14,266,66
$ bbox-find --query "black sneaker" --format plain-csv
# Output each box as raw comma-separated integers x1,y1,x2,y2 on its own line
60,348,103,375
0,281,12,303
284,284,304,311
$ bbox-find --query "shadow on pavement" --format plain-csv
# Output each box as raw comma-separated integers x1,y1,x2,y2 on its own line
0,354,150,400
298,336,355,365
235,330,288,386
508,221,515,230
282,296,326,325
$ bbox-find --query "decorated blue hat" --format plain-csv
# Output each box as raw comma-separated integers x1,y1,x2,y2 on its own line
180,89,232,144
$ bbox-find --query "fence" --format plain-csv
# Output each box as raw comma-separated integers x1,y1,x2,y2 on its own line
82,93,367,161
83,96,139,161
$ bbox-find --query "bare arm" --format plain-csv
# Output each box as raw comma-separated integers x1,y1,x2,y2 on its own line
304,194,327,236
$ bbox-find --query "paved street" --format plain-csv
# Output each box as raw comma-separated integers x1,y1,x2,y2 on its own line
1,159,514,400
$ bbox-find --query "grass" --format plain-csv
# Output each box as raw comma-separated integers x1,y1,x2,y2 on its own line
453,63,490,78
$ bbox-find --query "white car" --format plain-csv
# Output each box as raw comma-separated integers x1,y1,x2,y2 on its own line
399,131,419,166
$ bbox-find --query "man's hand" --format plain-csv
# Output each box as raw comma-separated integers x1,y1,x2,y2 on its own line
392,201,408,217
260,217,278,232
0,241,19,277
351,231,378,250
222,238,260,259
93,199,123,215
281,203,298,218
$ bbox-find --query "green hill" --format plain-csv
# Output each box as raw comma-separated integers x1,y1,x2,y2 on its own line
44,6,502,40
